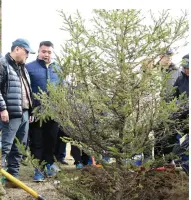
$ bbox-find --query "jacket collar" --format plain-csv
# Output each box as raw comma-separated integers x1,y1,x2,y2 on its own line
181,71,189,79
36,57,55,67
5,53,25,70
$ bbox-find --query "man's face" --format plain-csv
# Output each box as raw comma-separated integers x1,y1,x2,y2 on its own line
184,67,189,76
38,45,53,64
14,46,29,64
160,55,172,66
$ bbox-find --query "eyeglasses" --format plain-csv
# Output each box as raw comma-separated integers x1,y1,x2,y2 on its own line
20,47,29,54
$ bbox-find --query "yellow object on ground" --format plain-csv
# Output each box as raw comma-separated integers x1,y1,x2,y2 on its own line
1,168,46,200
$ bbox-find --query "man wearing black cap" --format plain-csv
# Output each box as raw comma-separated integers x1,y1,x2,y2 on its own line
0,38,35,187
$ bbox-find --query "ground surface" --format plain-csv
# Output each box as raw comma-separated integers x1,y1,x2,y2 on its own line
1,144,74,200
0,144,189,200
1,160,74,200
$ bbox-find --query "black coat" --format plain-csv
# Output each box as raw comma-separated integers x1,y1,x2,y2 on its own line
0,53,33,118
173,71,189,98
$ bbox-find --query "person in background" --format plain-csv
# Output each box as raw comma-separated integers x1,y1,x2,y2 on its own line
172,54,189,174
54,128,69,165
55,128,91,169
155,53,189,162
0,39,34,187
26,41,60,182
173,54,189,98
154,49,181,158
71,146,91,169
157,49,181,100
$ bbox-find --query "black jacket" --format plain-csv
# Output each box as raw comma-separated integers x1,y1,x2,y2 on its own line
173,71,189,98
0,53,33,118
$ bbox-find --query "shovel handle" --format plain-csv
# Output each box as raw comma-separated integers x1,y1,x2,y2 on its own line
1,168,46,200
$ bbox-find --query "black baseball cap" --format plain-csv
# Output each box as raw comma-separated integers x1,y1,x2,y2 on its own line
12,38,35,54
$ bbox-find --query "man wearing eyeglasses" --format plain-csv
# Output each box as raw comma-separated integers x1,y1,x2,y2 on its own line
0,38,35,187
158,50,180,92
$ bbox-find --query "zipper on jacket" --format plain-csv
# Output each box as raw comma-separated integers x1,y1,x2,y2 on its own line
46,66,51,86
18,67,23,115
6,64,10,94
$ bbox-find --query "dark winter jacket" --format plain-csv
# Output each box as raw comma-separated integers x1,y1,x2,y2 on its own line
173,71,189,98
26,58,60,107
0,53,33,118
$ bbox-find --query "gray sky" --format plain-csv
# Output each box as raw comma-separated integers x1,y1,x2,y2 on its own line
2,0,189,65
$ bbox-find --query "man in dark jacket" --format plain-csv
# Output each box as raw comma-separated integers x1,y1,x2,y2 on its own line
0,39,34,187
173,54,189,98
171,54,189,173
155,53,189,160
154,50,181,158
26,41,60,182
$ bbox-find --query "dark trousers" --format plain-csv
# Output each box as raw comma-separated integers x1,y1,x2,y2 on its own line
71,145,90,165
54,129,67,161
29,120,59,165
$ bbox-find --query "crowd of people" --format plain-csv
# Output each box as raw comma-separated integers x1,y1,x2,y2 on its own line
0,38,189,187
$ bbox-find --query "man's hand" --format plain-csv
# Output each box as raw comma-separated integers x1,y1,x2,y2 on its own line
1,110,9,123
